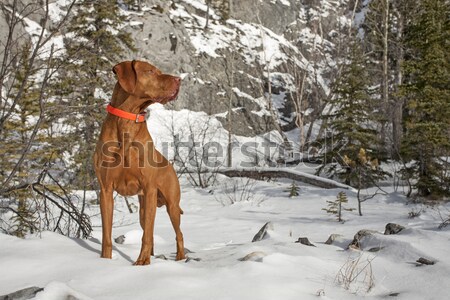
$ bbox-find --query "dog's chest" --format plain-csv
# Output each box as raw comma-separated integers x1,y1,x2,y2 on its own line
111,168,143,196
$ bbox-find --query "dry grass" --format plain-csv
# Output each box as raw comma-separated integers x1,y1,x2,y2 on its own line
335,253,375,294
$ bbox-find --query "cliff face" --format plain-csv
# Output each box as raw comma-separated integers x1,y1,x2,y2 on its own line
123,0,352,136
0,0,352,137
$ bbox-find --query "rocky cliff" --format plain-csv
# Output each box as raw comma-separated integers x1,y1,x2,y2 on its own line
0,0,353,138
122,0,352,137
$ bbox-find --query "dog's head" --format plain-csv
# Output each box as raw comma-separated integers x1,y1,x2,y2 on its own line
113,60,180,108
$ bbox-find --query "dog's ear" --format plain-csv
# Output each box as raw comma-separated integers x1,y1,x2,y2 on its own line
112,61,137,94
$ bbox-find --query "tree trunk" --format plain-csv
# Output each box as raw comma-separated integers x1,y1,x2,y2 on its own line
357,170,363,216
293,73,307,152
205,1,210,30
392,5,404,157
338,201,342,222
380,0,390,149
227,54,234,168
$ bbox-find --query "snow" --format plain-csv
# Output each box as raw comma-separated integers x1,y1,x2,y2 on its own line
181,0,221,20
0,102,449,298
48,0,70,22
146,104,284,168
1,179,450,300
2,1,449,299
278,0,291,6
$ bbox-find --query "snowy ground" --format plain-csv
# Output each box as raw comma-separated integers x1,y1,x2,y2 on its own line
1,175,449,300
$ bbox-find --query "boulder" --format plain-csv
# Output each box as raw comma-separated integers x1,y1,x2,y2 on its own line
384,223,405,235
252,222,274,242
348,229,378,250
416,257,435,266
295,237,316,247
0,286,43,300
324,234,344,245
239,251,267,262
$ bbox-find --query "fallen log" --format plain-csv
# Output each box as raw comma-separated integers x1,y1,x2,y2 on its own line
217,168,354,190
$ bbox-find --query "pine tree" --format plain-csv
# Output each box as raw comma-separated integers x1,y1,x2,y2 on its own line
286,181,300,198
323,192,353,222
0,42,70,236
318,40,387,187
400,0,450,198
59,0,135,190
347,148,388,215
363,0,391,149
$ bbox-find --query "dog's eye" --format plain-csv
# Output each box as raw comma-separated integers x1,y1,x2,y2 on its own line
146,70,154,75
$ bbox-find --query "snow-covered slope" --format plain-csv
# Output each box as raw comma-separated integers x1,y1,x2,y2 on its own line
1,179,449,300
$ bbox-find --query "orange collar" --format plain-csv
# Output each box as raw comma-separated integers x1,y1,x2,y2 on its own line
106,104,147,123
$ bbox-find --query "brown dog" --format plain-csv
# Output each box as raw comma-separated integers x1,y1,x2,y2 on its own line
94,60,185,265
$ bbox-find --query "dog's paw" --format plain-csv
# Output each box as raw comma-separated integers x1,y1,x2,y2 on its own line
133,257,151,266
175,253,186,261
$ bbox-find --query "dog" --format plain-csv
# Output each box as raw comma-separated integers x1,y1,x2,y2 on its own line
94,60,185,265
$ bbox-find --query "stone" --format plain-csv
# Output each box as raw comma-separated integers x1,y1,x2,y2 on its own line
238,251,267,262
416,257,435,266
368,246,385,252
185,257,201,263
252,222,274,242
384,223,405,235
114,235,125,244
184,247,194,254
324,234,344,245
154,254,167,260
0,286,43,300
348,229,378,250
295,237,316,247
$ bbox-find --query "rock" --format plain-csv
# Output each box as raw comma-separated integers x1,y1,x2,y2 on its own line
185,257,201,263
295,237,316,247
0,286,43,300
384,223,405,235
416,257,435,266
348,229,378,250
184,247,194,254
238,251,267,262
154,254,167,260
368,246,385,252
388,292,400,297
114,235,125,244
172,248,194,257
324,234,344,245
128,202,138,213
252,222,274,242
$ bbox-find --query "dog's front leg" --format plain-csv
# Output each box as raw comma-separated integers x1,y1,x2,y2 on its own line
100,187,114,258
134,187,157,265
